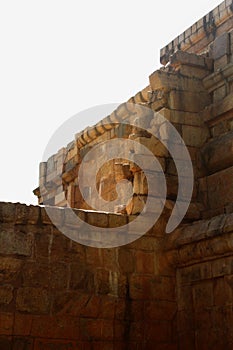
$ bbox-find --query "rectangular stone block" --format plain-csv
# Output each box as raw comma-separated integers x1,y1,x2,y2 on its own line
144,300,177,321
0,313,14,335
54,191,66,206
195,327,227,349
168,90,211,112
203,92,233,121
202,131,233,173
176,285,193,311
211,32,230,59
0,284,13,305
192,281,214,309
47,155,55,173
214,54,229,70
144,321,172,343
0,337,12,350
41,206,64,226
86,212,109,228
130,153,167,172
182,125,209,147
177,263,212,285
129,275,175,301
177,309,194,332
108,213,127,228
65,146,77,161
79,318,102,340
133,171,148,195
0,257,22,283
69,263,94,292
0,226,33,256
207,166,233,210
211,257,232,277
12,337,33,350
223,213,233,233
14,314,33,336
0,202,15,223
158,108,201,126
177,65,210,79
135,250,155,274
213,277,232,305
149,69,205,92
16,287,50,314
31,315,79,340
39,162,47,177
170,50,206,68
15,203,40,224
213,84,227,102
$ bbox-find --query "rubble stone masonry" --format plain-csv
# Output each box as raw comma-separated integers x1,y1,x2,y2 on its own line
1,1,233,349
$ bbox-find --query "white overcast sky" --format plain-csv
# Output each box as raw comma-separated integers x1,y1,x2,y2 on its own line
0,0,221,205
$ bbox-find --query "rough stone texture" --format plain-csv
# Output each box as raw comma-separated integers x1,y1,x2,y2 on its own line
1,1,233,349
33,2,233,224
160,0,233,65
165,215,233,350
0,203,233,349
0,202,175,349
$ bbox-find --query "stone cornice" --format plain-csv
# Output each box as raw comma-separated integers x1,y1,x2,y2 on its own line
165,213,233,266
75,85,152,148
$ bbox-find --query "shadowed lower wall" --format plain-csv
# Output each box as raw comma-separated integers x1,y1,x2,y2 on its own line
0,202,233,349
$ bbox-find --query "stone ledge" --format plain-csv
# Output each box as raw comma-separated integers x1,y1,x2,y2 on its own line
149,67,208,92
168,213,233,247
0,201,130,228
165,213,233,266
169,50,212,69
75,86,152,148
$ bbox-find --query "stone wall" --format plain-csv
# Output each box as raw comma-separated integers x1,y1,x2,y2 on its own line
1,203,233,349
0,202,177,350
165,213,233,349
160,0,233,65
34,1,233,225
2,1,233,349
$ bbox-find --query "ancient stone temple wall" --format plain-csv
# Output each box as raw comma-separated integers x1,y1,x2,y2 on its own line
1,200,233,349
164,213,233,349
34,1,233,225
0,202,177,349
1,1,233,349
